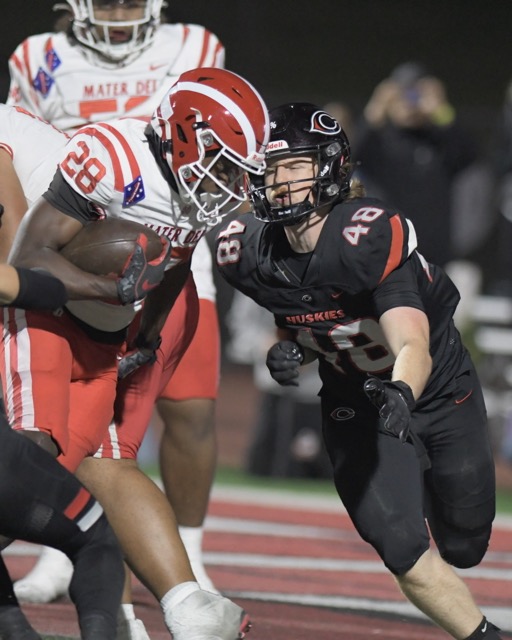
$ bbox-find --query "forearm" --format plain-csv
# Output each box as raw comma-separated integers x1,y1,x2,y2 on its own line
0,264,21,304
380,306,432,401
0,264,68,310
10,247,119,301
391,344,432,401
8,200,121,302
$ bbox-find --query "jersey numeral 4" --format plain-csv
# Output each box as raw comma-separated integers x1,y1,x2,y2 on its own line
342,206,385,246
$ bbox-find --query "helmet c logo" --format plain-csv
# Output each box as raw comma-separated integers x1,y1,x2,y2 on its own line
309,111,341,136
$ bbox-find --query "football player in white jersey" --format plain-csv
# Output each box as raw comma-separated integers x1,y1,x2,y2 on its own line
2,68,269,640
8,0,228,618
7,0,225,132
0,102,148,640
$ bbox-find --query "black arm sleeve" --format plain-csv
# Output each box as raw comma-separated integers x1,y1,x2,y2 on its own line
43,169,101,225
10,267,68,310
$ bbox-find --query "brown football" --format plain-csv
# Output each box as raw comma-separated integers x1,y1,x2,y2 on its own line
60,218,163,276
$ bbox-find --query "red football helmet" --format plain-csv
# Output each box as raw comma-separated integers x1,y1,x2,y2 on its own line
150,68,269,224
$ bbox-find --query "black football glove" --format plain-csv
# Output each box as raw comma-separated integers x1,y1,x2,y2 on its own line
118,335,162,380
266,340,304,387
363,377,416,443
116,234,172,305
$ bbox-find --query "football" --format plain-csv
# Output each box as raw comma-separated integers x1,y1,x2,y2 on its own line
60,218,163,276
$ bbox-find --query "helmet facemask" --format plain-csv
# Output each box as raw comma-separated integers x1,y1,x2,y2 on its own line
249,103,352,225
150,68,270,226
66,0,163,65
174,127,260,226
251,141,347,226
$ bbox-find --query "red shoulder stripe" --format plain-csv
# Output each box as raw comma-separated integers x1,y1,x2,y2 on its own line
9,52,23,73
21,40,33,86
181,25,191,48
197,30,211,68
79,126,125,191
97,122,140,182
212,41,224,67
44,36,54,57
78,124,140,192
379,214,404,283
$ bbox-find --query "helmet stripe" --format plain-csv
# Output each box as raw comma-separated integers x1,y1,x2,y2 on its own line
171,80,268,152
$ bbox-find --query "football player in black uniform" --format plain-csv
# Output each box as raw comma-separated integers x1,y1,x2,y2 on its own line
0,259,124,640
215,103,501,640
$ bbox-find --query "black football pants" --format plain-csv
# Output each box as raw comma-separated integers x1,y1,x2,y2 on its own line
321,364,495,575
0,421,124,639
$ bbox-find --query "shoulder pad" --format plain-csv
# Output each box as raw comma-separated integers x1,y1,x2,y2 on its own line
58,124,119,206
334,198,417,291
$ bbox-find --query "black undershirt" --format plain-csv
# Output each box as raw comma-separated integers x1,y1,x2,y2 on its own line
274,233,313,281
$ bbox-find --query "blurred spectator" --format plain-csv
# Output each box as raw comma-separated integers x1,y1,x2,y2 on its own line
470,79,512,489
352,62,492,329
487,78,512,296
225,291,330,479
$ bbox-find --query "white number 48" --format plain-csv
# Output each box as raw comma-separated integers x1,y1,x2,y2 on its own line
342,207,384,246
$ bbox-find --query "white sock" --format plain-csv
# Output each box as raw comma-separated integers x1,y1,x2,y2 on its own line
160,581,200,614
178,526,203,564
179,526,219,593
118,603,136,622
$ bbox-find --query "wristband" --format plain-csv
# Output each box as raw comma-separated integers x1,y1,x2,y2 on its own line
11,268,68,311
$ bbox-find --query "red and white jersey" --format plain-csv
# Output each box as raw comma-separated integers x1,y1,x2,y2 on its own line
60,116,211,330
0,104,68,206
191,237,216,302
7,24,225,133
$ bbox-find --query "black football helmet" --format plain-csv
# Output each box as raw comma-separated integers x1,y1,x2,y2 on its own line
249,102,352,225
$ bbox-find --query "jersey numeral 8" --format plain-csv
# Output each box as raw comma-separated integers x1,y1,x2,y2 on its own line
61,140,107,194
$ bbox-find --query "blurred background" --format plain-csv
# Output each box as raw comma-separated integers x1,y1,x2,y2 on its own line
3,0,512,491
2,1,512,139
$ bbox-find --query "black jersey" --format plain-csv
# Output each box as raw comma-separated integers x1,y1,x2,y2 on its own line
216,197,466,406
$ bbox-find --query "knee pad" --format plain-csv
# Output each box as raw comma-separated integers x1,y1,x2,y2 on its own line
435,521,491,569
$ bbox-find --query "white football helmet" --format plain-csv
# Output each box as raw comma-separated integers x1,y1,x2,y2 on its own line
64,0,165,64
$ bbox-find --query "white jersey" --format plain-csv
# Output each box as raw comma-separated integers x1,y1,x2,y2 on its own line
7,24,225,132
0,104,68,206
7,23,223,303
191,237,216,302
60,117,212,331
